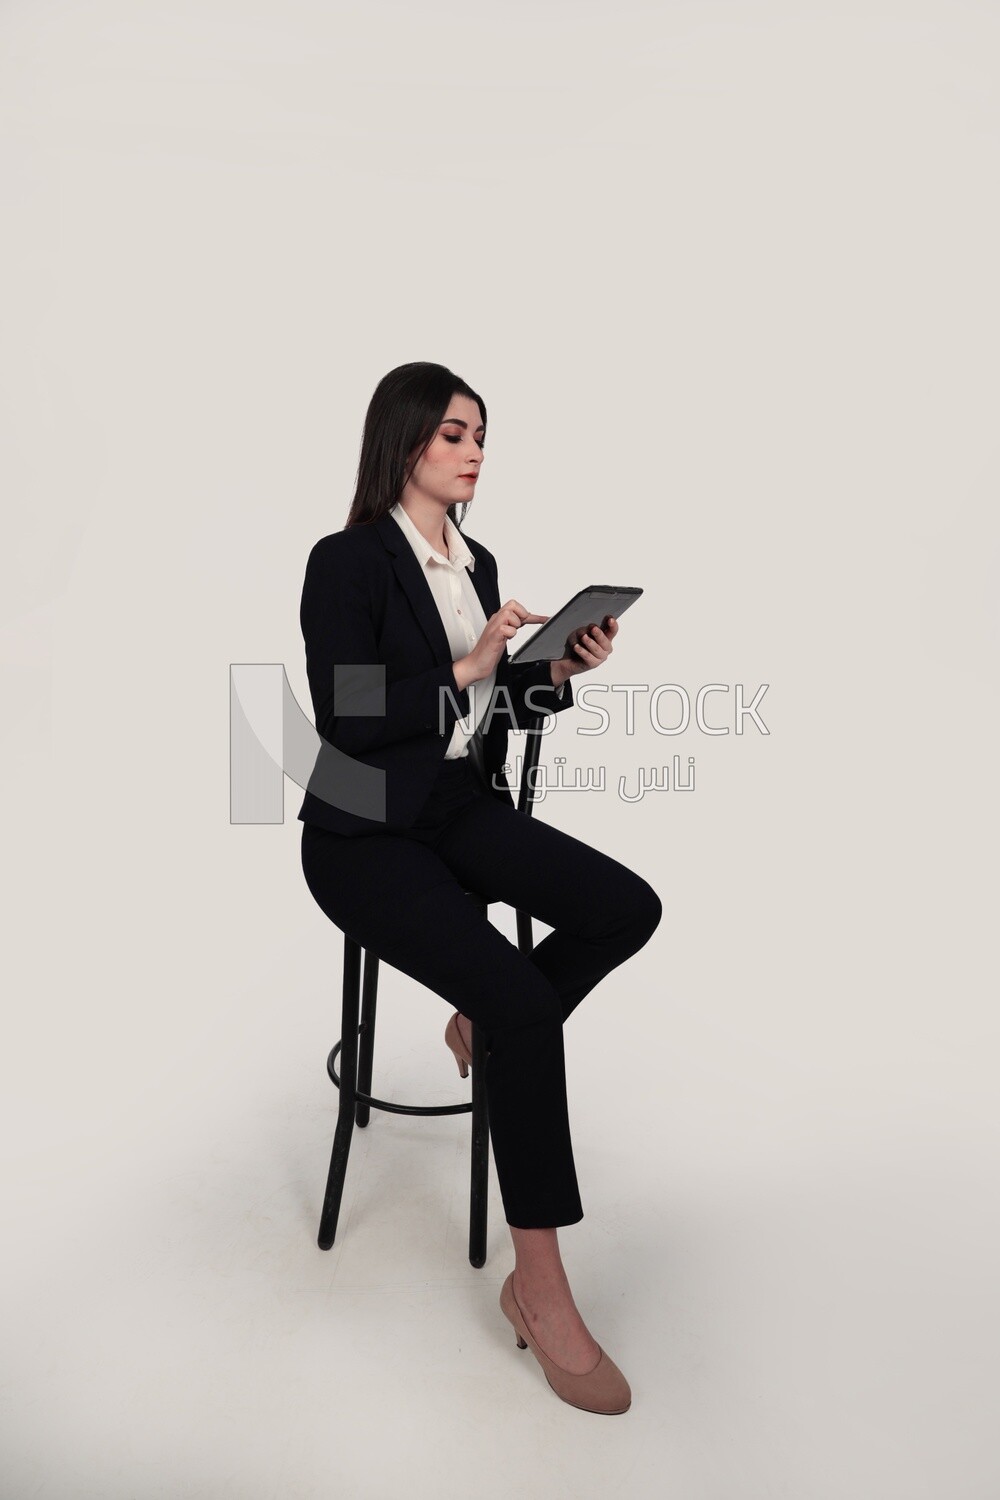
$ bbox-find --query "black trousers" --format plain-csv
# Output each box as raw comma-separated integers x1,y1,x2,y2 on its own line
300,754,662,1229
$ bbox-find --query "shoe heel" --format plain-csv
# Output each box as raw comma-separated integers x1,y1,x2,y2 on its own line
445,1013,473,1079
515,1333,527,1349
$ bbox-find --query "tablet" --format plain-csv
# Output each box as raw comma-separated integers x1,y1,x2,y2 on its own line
509,585,644,665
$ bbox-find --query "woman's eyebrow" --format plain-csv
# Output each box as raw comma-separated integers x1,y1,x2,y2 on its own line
440,418,485,433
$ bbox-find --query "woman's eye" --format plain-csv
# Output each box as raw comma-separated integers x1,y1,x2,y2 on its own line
443,435,485,450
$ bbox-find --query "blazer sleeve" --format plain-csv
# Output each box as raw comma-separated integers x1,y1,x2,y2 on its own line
300,534,473,756
496,654,575,730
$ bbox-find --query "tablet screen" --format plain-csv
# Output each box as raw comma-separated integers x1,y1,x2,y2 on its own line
509,585,643,664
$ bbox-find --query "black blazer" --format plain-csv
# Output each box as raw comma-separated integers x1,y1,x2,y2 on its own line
297,509,575,836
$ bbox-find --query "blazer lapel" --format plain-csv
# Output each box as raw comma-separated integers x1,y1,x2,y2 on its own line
467,540,500,619
464,539,510,680
375,512,451,664
375,509,500,666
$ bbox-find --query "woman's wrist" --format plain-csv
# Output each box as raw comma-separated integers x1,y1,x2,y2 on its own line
455,655,567,691
453,655,477,691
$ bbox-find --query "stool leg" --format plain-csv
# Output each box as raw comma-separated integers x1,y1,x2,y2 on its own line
464,891,490,1269
355,951,380,1128
318,934,362,1251
469,1019,489,1268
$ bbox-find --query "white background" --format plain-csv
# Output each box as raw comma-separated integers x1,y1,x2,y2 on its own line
2,1,998,1496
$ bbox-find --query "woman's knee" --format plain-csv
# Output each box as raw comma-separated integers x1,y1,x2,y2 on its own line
618,874,662,950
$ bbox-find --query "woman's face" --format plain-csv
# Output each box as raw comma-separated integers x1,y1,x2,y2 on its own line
404,393,485,510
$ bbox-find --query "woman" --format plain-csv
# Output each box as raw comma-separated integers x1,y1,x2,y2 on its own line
298,362,662,1415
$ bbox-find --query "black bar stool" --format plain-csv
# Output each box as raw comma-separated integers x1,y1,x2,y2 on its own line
317,718,547,1268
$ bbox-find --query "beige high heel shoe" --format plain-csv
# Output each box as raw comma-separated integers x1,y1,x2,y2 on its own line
499,1272,632,1415
444,1012,473,1078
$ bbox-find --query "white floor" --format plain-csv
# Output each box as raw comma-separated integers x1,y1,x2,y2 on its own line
4,918,997,1500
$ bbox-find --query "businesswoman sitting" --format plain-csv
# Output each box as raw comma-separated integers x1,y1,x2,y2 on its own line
298,361,661,1415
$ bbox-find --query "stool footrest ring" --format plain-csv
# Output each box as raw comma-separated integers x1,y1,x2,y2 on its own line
327,1035,473,1118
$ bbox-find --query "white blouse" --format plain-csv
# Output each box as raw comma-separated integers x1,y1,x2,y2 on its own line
388,501,563,784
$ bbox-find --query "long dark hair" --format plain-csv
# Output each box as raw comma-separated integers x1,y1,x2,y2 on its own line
345,362,487,530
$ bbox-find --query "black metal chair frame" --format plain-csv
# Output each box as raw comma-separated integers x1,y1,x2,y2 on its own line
317,716,547,1266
